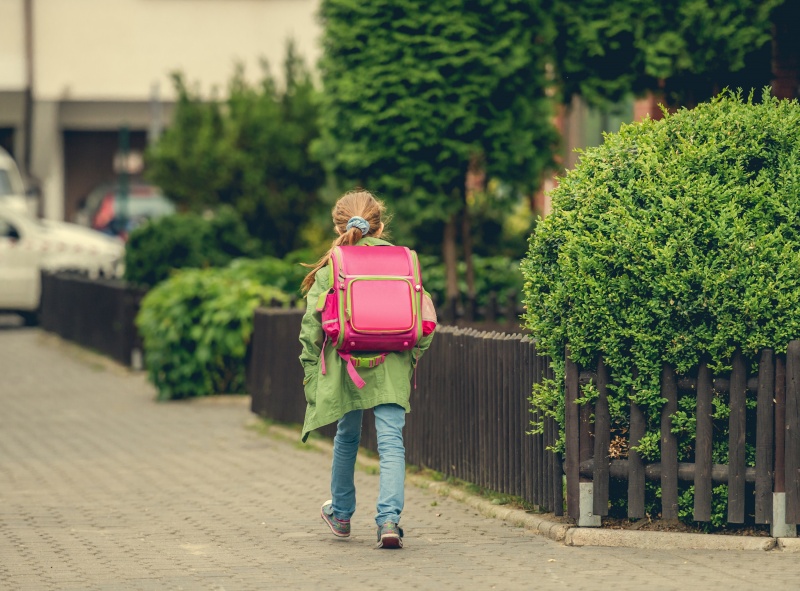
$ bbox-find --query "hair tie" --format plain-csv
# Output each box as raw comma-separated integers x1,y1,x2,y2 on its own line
346,216,370,236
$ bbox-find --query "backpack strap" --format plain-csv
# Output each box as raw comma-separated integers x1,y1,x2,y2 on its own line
323,347,388,389
337,352,367,389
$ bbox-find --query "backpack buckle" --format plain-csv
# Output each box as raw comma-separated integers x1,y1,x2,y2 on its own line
351,354,387,369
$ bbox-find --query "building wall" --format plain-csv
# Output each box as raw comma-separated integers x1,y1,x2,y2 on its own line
0,0,322,221
0,0,26,92
34,0,322,101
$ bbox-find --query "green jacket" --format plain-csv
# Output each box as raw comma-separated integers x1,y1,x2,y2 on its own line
298,237,435,442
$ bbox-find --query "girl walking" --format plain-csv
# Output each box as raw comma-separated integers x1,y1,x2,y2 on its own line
298,189,435,549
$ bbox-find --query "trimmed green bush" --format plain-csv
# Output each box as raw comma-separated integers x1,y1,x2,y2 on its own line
136,264,291,400
124,207,257,287
521,90,800,526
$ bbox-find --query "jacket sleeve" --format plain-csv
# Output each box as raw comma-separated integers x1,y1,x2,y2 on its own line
411,289,436,367
298,271,328,376
412,332,435,368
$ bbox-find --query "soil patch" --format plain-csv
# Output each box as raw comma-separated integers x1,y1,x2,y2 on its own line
600,516,771,536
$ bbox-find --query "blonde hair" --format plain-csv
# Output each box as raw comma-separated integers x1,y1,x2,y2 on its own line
300,189,388,293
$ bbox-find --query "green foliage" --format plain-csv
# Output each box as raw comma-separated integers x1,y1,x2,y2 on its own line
146,41,325,257
124,207,257,287
552,0,783,107
136,265,291,400
315,0,557,238
522,90,800,526
419,254,524,310
221,256,308,298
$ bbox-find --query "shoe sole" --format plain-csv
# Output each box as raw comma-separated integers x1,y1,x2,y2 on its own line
377,534,403,549
321,502,350,538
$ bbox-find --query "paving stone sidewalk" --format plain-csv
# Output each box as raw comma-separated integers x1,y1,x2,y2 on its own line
1,323,800,591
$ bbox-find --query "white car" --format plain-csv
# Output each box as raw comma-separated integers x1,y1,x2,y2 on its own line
0,205,125,324
0,147,36,216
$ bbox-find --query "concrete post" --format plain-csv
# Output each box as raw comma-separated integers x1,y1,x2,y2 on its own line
772,492,798,538
578,482,601,527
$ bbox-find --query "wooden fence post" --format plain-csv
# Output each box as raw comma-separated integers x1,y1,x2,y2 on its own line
564,346,580,521
660,362,679,520
694,358,713,521
775,355,787,498
728,350,747,523
755,349,774,524
786,340,800,524
628,366,646,519
628,404,646,519
593,356,610,517
771,354,797,536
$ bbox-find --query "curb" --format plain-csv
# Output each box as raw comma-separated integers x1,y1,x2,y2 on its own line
564,528,776,551
263,424,800,551
777,537,800,552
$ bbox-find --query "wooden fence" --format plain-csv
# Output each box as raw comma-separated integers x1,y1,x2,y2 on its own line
565,346,800,529
39,271,146,367
247,308,563,514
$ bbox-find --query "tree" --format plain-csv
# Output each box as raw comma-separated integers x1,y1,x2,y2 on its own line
314,0,558,317
772,0,800,100
551,0,785,108
144,74,230,207
146,41,325,257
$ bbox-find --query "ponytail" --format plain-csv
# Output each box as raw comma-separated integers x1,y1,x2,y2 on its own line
300,227,365,294
300,189,388,294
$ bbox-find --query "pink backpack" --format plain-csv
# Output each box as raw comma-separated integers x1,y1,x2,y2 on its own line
315,245,436,388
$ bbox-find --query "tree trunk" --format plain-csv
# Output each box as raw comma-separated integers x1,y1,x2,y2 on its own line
461,202,476,321
462,152,483,321
442,213,459,324
772,1,800,100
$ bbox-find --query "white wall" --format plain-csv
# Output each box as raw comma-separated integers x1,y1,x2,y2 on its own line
0,0,26,91
0,0,323,220
34,0,322,101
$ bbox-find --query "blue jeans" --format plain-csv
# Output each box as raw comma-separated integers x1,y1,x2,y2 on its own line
330,403,406,526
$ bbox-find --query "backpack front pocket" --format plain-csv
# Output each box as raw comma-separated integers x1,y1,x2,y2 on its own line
346,278,416,334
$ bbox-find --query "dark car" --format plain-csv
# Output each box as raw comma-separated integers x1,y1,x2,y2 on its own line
75,181,175,240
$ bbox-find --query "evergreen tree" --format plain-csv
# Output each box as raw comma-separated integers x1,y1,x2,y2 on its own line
315,0,558,314
146,42,325,257
551,0,784,107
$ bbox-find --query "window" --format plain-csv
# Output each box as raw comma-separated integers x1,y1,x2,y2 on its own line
0,217,20,240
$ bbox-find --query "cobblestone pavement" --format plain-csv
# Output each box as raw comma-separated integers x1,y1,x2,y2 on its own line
2,323,800,591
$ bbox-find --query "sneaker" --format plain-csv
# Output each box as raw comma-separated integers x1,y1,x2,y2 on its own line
321,500,350,538
376,522,404,549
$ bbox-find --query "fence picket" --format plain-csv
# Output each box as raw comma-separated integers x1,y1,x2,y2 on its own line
564,347,580,520
775,356,787,500
479,333,490,490
660,363,679,520
694,359,713,522
728,350,747,523
531,341,541,506
628,399,646,519
501,335,511,494
786,340,800,523
512,336,523,497
593,356,610,516
755,349,774,524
